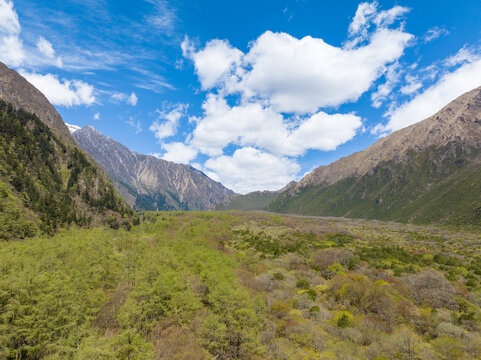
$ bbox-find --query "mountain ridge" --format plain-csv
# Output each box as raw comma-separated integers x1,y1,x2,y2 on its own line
72,125,234,211
267,86,481,225
289,86,481,193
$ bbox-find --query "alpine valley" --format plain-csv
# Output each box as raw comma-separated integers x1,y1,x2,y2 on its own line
1,1,481,358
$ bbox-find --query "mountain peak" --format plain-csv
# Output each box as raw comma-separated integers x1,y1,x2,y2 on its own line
65,123,81,134
72,127,234,210
268,85,481,225
0,62,72,142
294,85,481,190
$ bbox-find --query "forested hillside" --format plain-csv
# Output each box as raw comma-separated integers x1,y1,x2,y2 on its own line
0,101,131,239
0,212,479,359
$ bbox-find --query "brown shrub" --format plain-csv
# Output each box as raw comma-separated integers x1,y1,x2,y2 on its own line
151,325,208,360
403,270,456,309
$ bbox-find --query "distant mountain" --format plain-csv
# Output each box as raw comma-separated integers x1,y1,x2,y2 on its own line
215,181,297,211
71,126,234,210
0,62,131,239
215,190,278,211
268,86,481,226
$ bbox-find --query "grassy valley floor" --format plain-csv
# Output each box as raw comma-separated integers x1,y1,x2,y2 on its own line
0,212,480,359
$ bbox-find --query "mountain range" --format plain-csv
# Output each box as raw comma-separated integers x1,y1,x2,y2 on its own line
1,59,480,229
267,86,481,226
70,125,234,211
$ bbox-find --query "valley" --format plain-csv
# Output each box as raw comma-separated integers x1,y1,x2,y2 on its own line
0,1,481,359
1,212,480,359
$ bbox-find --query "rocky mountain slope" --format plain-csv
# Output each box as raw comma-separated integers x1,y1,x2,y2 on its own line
0,62,131,240
71,126,234,210
268,86,481,225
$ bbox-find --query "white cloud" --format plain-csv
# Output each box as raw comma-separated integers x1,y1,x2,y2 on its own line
149,103,187,141
444,46,478,66
0,0,24,67
348,1,378,37
371,62,402,108
127,92,138,106
127,116,142,134
161,142,198,164
182,37,243,90
178,2,415,192
0,1,64,68
204,147,300,194
93,112,100,120
184,2,412,114
423,27,449,43
379,54,481,133
0,0,19,34
37,36,55,58
399,74,422,95
238,29,412,113
189,94,362,157
20,71,95,107
111,92,138,106
145,0,176,33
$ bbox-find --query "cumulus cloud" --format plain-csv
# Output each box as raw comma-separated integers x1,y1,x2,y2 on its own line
20,71,96,107
190,94,362,157
182,37,243,90
204,147,300,194
0,1,64,68
0,0,24,67
161,142,198,164
177,1,413,192
378,52,481,133
149,103,188,141
183,3,412,114
93,112,100,120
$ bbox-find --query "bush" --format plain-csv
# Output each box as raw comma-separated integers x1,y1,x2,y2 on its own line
296,279,310,289
273,272,285,281
403,270,456,309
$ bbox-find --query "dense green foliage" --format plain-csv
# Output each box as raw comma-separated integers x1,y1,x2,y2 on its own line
0,101,130,239
215,191,278,211
1,212,479,359
268,143,481,226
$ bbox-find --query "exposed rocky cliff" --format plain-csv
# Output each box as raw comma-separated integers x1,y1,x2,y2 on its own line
72,126,234,210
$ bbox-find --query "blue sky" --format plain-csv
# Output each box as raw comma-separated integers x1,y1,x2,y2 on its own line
1,0,481,193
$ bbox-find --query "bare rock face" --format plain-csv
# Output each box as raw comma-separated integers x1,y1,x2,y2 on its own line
291,86,481,193
0,62,71,142
72,126,234,210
